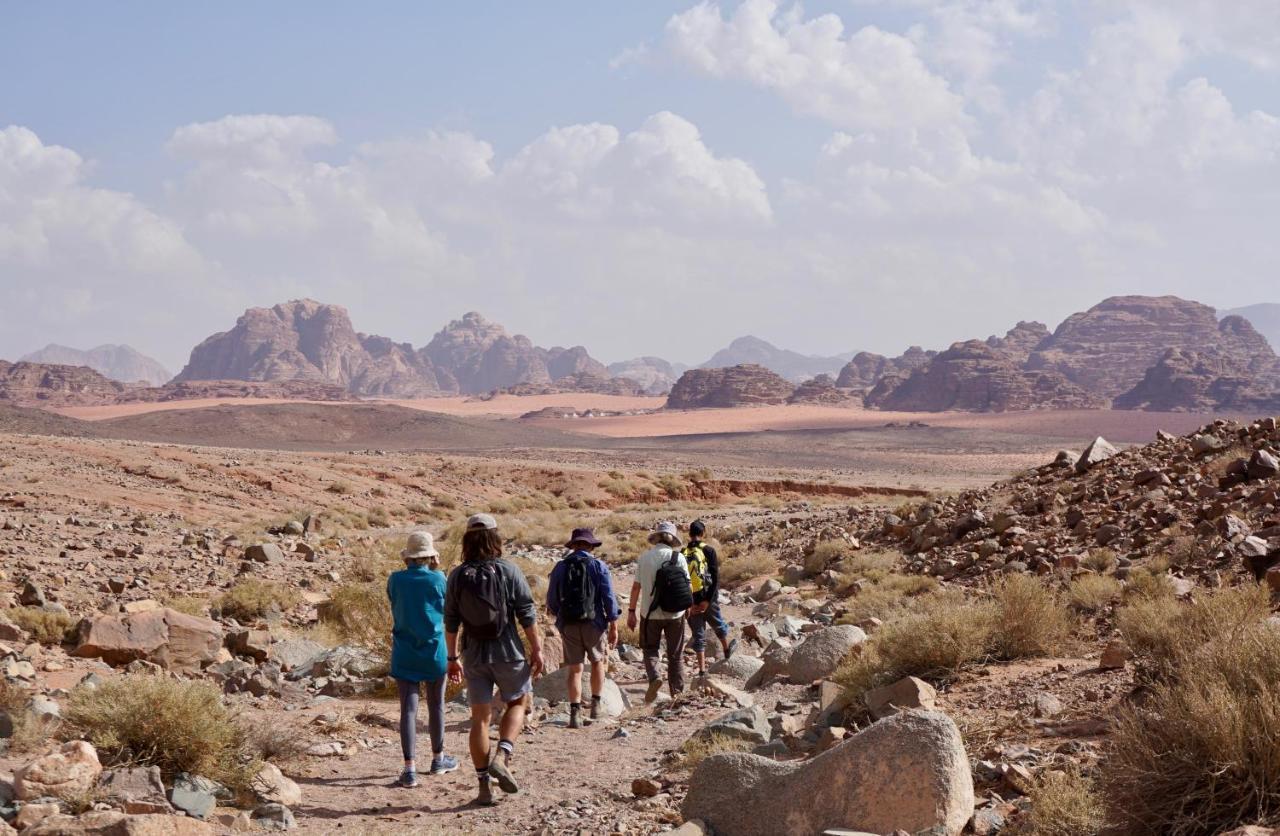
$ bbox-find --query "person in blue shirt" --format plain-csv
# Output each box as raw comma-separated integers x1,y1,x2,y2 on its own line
546,527,620,729
387,530,458,788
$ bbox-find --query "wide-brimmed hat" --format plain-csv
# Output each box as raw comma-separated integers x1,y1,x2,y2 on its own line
401,530,439,560
648,521,682,547
467,513,498,531
565,527,602,549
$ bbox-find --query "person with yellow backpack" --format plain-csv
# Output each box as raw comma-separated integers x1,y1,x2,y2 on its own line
684,519,737,677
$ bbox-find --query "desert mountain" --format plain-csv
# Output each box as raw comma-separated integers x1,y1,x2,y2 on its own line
20,344,172,387
606,357,688,395
0,360,128,406
1222,303,1280,352
666,363,795,409
836,346,936,390
701,336,850,382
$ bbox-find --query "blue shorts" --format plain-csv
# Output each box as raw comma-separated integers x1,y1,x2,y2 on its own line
465,658,533,705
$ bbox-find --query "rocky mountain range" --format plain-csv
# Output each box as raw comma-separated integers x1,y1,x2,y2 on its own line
19,344,172,387
700,336,851,382
1222,303,1280,352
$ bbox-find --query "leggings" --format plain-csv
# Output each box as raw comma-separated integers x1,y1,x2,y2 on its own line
397,677,445,761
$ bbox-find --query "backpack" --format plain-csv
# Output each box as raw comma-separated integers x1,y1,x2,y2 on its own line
648,550,693,616
557,553,597,623
456,560,508,641
684,543,709,595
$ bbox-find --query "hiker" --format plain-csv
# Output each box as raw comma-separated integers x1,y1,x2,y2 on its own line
628,521,693,703
684,519,737,677
387,531,458,787
546,527,620,728
444,514,545,807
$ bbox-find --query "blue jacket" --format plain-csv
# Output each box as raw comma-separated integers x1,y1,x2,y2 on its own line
546,550,620,633
386,565,447,682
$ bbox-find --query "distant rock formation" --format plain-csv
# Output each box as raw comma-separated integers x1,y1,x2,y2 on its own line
607,357,686,395
787,374,855,405
1027,296,1278,400
666,364,795,409
835,346,935,390
500,373,644,398
20,344,172,387
1221,303,1280,352
0,361,128,406
1115,348,1280,412
701,336,850,382
120,380,351,404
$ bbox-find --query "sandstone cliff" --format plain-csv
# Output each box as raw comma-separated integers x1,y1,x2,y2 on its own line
666,364,795,409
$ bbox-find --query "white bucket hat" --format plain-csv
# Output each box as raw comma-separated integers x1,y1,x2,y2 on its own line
648,521,682,548
401,530,439,560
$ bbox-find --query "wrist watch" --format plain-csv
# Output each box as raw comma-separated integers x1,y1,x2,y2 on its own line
447,656,459,662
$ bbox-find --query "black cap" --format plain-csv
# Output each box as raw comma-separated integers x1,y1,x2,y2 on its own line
689,519,706,537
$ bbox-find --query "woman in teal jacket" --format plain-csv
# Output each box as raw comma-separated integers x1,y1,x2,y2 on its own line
387,531,457,787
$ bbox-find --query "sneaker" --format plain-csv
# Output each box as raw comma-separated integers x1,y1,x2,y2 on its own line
475,778,496,807
589,698,602,720
725,638,738,660
487,753,520,794
644,679,663,704
429,754,458,775
396,769,418,788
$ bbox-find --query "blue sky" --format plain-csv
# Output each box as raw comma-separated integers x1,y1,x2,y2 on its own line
3,1,1279,370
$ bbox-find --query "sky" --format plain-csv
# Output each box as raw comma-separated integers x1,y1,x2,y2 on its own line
2,0,1279,371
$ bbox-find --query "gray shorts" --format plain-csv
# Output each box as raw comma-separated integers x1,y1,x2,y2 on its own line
465,658,533,706
560,622,608,666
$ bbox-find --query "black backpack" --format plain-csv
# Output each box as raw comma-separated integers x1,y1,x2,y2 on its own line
557,553,597,623
648,551,693,616
456,560,508,641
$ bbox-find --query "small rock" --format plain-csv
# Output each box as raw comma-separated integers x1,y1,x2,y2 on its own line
631,777,662,798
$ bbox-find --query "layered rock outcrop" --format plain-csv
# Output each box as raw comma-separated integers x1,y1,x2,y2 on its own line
666,364,795,409
0,361,129,406
787,374,854,405
835,346,934,389
1115,348,1280,412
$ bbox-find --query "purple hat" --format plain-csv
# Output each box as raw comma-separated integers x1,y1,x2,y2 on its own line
565,527,602,549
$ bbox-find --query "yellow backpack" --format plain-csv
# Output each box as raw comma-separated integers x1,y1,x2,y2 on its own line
684,543,708,595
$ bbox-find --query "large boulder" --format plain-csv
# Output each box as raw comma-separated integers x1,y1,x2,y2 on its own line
532,667,629,718
689,706,772,747
15,741,103,801
72,608,222,671
785,624,867,683
1075,437,1118,473
708,653,764,682
682,710,974,836
25,811,214,835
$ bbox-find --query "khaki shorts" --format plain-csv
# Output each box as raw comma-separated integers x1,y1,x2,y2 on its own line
560,622,608,665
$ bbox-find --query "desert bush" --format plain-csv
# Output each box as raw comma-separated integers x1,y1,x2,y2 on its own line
835,573,938,623
988,574,1073,660
719,551,778,587
326,481,353,495
0,680,55,753
1104,587,1280,834
678,732,755,770
837,550,901,581
366,506,390,528
599,477,634,500
162,595,210,617
804,540,852,576
1067,574,1121,613
217,579,301,622
322,582,391,662
65,675,256,790
656,474,687,498
1013,767,1106,836
1081,548,1117,574
1123,556,1175,600
7,607,75,645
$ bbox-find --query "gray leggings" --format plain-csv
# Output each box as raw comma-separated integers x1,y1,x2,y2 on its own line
397,678,445,761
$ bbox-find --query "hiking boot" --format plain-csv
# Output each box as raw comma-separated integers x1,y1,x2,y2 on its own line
644,679,663,704
568,704,581,729
396,769,418,788
487,752,520,794
475,778,496,807
589,697,602,720
725,638,738,660
429,754,458,775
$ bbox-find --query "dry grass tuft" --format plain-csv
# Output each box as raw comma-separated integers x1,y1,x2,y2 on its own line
1067,574,1121,613
217,578,301,622
65,674,257,791
6,607,76,645
719,551,778,587
0,680,56,753
1081,548,1118,574
1013,767,1107,836
804,540,853,576
322,581,392,662
988,574,1073,660
678,732,756,770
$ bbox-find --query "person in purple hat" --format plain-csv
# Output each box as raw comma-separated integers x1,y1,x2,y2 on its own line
546,527,620,729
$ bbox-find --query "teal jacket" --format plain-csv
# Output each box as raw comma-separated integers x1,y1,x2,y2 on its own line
386,565,447,682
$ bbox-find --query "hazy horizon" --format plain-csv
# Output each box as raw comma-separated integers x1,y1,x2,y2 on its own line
4,1,1280,370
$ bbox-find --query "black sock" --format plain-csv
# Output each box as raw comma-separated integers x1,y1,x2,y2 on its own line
476,765,489,780
569,702,581,710
591,695,602,703
498,739,514,757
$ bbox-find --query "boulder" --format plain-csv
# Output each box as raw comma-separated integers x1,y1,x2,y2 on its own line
15,741,103,800
227,629,272,662
785,625,867,684
865,676,938,720
532,667,628,718
1249,449,1280,480
252,803,296,831
689,706,772,747
98,767,171,814
683,710,973,836
708,653,764,682
244,544,285,565
72,608,222,672
252,763,301,807
266,638,325,672
1075,437,1118,473
24,812,216,835
168,774,216,819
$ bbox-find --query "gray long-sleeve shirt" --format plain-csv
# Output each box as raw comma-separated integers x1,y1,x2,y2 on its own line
443,558,537,665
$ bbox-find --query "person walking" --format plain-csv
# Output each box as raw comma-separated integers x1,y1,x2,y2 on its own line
628,521,693,703
387,531,458,788
444,514,545,807
546,527,620,728
684,519,738,677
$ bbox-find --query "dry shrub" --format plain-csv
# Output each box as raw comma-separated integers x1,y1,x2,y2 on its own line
1123,557,1176,600
1104,585,1280,835
65,675,256,791
323,582,391,662
804,540,852,576
161,595,209,617
1081,548,1117,574
1013,767,1106,836
838,550,901,581
988,574,1073,660
1068,574,1121,613
7,607,75,645
326,481,352,495
0,680,55,753
216,579,301,622
835,573,938,623
678,731,755,770
835,591,996,697
246,722,307,762
719,551,778,587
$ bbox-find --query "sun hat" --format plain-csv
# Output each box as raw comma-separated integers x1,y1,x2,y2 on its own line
648,521,682,547
467,513,498,531
564,527,603,549
401,530,439,560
